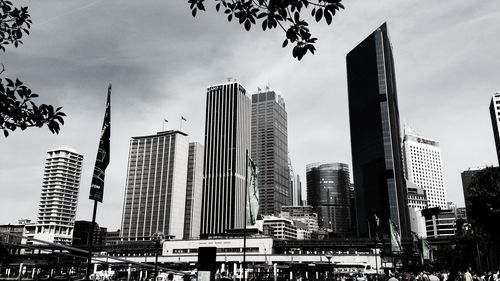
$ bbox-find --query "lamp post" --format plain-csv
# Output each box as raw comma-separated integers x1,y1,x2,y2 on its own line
326,252,333,280
152,232,165,281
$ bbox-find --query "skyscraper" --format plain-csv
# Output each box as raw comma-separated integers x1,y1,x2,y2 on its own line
489,93,500,165
306,163,351,235
201,81,251,236
251,89,290,215
37,147,83,244
346,23,410,238
120,130,189,241
183,142,204,239
402,128,447,209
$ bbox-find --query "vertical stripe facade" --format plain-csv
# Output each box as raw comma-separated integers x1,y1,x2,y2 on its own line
201,82,251,236
120,131,189,240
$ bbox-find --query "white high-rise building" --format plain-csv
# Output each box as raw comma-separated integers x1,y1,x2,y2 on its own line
403,128,447,209
201,81,251,236
120,130,189,240
32,148,83,244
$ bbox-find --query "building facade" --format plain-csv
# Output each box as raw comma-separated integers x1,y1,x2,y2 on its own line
251,89,290,215
306,163,351,235
183,142,204,239
489,93,500,165
201,81,251,236
120,130,189,241
346,23,410,239
422,208,456,238
403,128,447,209
280,205,319,232
35,148,83,244
406,181,428,210
261,216,298,240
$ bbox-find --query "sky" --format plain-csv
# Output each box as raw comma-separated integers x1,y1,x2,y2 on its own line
1,0,499,231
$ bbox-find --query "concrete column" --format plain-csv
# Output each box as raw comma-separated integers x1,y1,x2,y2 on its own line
273,263,277,281
18,263,23,280
127,264,131,281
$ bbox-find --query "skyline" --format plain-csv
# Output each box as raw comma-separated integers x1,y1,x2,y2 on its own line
1,0,500,230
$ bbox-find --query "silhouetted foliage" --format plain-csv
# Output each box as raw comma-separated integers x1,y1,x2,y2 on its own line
467,167,500,238
466,166,500,269
0,0,65,138
188,0,344,60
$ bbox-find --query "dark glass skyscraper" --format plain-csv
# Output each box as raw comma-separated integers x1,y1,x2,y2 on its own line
306,163,351,235
201,81,251,236
251,89,290,215
346,23,410,239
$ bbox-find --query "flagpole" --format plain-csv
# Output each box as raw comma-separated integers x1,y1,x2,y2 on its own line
86,84,112,280
86,200,98,280
243,149,248,281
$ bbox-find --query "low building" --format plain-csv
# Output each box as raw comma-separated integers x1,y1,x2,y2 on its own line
422,208,456,238
407,181,428,210
262,217,297,240
280,205,319,233
105,229,121,245
0,223,25,254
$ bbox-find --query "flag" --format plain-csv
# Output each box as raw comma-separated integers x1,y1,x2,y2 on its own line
181,116,187,121
389,218,403,254
89,84,111,203
246,158,259,225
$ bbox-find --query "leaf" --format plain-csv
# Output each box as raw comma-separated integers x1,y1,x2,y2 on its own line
3,130,8,138
282,39,288,48
191,8,197,17
244,20,251,31
324,10,332,25
315,8,323,22
216,3,221,11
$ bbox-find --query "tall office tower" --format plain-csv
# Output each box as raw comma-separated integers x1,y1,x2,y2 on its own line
347,23,411,238
121,130,189,241
37,148,83,244
306,163,351,235
402,128,447,209
251,89,290,215
183,142,204,239
490,93,500,165
201,81,251,236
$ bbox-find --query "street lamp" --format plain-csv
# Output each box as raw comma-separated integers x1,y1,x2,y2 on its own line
152,232,165,281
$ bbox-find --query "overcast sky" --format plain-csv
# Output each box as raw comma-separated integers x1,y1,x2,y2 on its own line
1,0,499,230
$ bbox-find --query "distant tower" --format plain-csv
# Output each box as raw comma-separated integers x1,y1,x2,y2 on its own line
183,142,204,239
402,128,447,209
489,93,500,165
37,147,83,244
306,163,351,235
120,130,189,240
201,81,251,236
251,89,290,215
346,23,410,238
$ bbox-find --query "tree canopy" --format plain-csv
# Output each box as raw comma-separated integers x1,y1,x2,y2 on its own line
188,0,344,60
0,0,65,137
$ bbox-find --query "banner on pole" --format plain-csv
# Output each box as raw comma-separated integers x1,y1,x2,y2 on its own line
89,84,111,202
390,218,403,254
246,158,259,225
